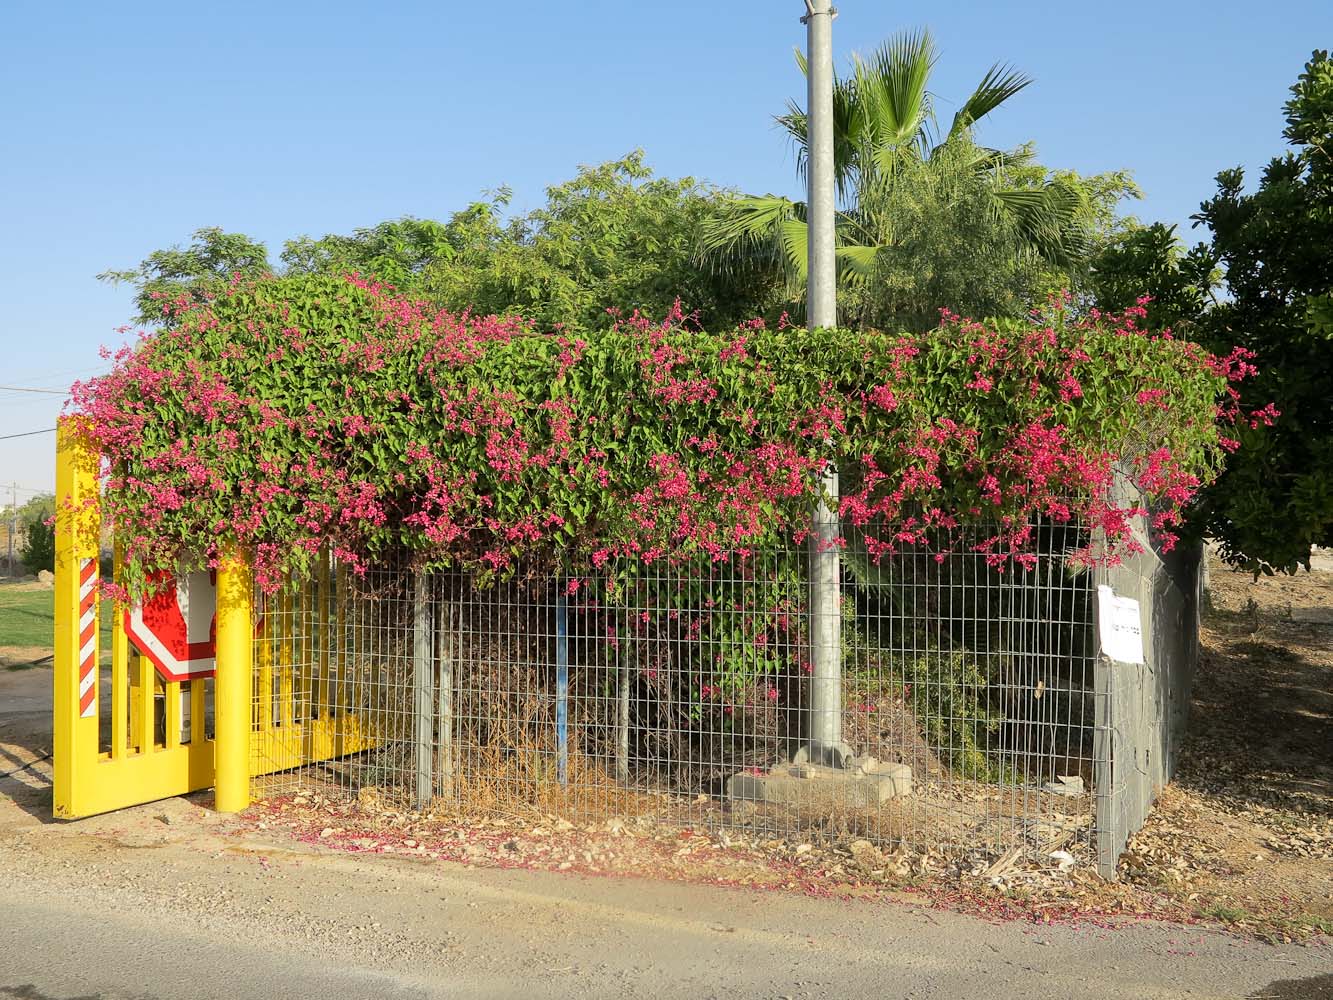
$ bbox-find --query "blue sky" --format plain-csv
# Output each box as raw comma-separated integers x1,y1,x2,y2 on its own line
1,0,1328,492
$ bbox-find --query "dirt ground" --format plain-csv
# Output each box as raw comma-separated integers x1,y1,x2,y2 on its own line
0,553,1328,949
1110,555,1333,939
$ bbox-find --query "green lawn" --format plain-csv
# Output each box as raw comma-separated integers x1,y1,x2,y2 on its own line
0,582,114,652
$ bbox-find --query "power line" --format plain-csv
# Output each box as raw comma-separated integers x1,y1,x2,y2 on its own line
0,385,68,395
5,365,108,383
0,371,107,395
0,428,56,441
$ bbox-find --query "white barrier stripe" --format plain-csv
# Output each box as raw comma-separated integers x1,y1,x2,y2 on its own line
75,557,98,718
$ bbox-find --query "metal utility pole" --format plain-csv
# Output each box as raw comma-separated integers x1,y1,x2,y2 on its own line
801,0,849,767
727,7,911,810
7,482,16,577
805,1,837,332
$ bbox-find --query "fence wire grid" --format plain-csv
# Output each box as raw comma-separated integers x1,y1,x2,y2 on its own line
246,515,1172,873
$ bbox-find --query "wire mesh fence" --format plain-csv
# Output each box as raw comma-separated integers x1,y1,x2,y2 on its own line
250,518,1119,870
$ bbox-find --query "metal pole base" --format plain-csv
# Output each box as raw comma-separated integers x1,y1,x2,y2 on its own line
792,741,857,770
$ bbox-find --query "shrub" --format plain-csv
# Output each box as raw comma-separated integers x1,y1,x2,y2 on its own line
19,518,55,575
899,652,1007,783
71,274,1256,598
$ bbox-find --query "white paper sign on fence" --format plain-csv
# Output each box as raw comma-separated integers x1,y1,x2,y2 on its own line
1097,584,1145,664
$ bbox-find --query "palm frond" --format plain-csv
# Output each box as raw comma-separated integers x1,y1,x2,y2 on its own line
835,243,882,287
699,195,809,285
950,142,1034,173
991,183,1090,266
780,49,864,201
947,63,1033,139
779,217,811,281
855,30,938,176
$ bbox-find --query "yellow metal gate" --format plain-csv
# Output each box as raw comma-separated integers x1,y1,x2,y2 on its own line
52,419,376,819
249,558,378,779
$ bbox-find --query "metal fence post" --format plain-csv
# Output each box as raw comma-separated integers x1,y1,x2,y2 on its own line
616,659,630,784
1093,649,1118,878
554,586,570,789
434,580,454,798
413,570,434,808
556,590,569,788
214,547,252,813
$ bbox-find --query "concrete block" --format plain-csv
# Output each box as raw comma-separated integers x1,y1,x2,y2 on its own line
1042,775,1085,797
726,760,911,809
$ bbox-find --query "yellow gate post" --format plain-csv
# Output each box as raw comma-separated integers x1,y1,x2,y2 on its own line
214,548,252,812
53,418,102,819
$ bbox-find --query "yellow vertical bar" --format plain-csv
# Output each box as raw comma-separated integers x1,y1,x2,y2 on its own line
136,654,155,752
316,552,330,719
164,679,181,749
191,676,205,744
298,578,312,722
110,546,128,761
257,591,273,732
280,590,294,729
128,655,142,749
336,561,349,717
52,418,100,818
214,548,252,813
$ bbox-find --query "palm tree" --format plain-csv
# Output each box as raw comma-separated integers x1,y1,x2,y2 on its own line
701,29,1092,329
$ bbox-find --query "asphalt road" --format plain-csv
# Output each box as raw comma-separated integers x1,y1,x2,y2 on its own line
0,839,1329,1000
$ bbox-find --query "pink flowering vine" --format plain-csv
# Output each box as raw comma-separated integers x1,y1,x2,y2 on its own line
69,275,1263,600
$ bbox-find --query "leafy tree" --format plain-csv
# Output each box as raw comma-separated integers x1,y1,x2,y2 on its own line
281,199,511,291
108,155,782,334
99,227,272,325
419,153,783,332
16,493,55,524
16,494,56,575
19,520,55,575
701,29,1129,330
1089,222,1217,330
1190,53,1333,573
1091,51,1333,573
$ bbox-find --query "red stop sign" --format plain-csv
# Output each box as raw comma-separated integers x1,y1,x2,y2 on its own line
124,569,217,681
